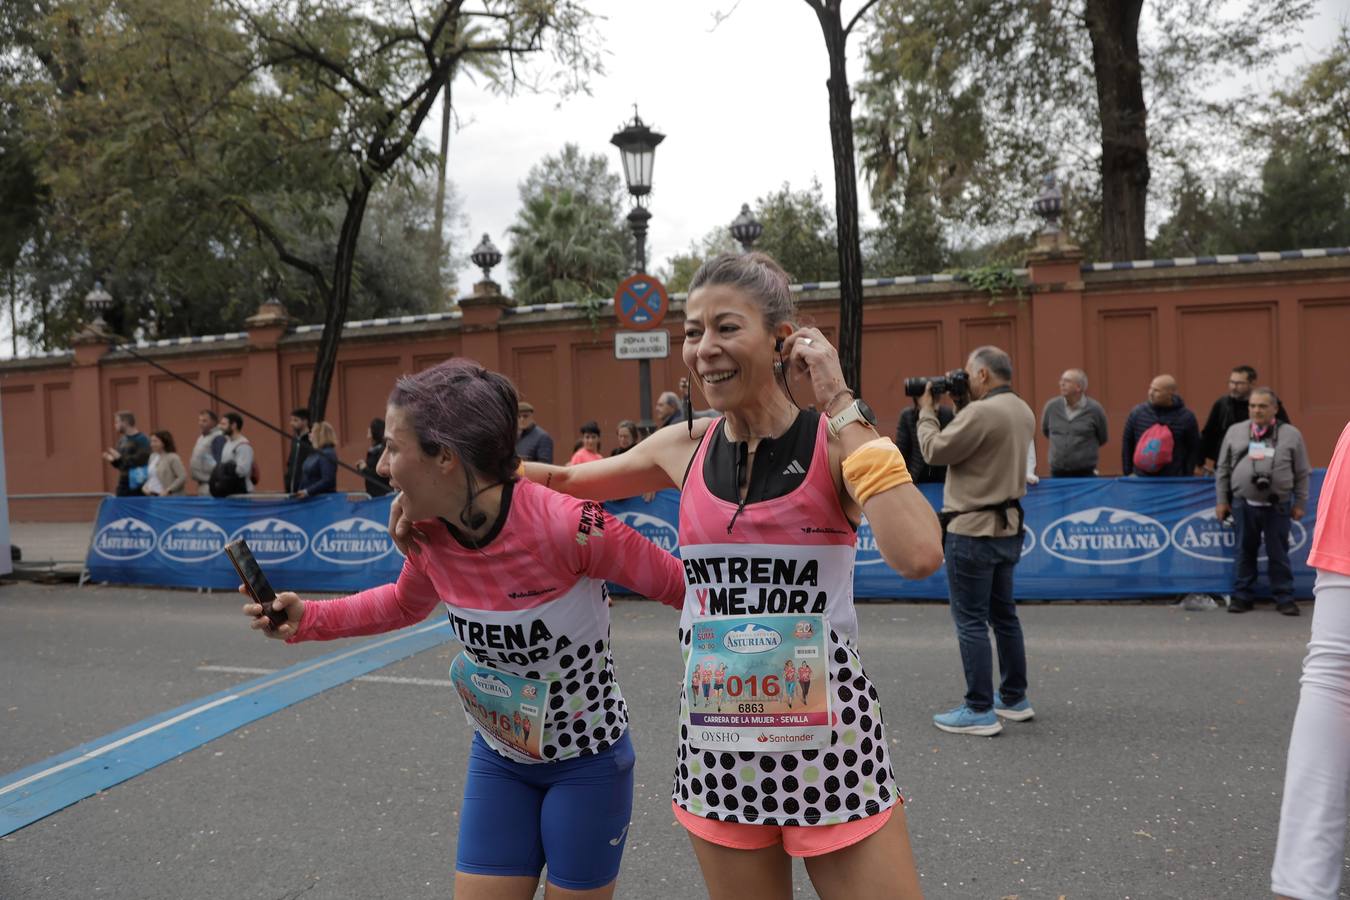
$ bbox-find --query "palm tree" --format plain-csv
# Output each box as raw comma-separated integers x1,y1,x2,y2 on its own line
507,189,627,304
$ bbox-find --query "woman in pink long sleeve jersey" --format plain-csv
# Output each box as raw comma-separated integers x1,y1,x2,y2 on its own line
243,359,684,900
395,253,944,900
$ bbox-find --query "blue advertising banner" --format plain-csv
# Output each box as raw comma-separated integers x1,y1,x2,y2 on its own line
605,474,1326,600
86,494,402,592
88,475,1324,599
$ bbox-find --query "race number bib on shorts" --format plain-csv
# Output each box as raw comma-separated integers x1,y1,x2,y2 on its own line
450,652,549,761
685,614,831,752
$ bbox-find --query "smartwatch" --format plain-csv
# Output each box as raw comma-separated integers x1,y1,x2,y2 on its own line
827,398,878,437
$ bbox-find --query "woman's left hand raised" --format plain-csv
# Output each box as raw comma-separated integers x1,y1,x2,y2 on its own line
782,328,850,413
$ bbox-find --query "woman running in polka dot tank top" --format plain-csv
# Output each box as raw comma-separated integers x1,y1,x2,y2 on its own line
449,253,944,899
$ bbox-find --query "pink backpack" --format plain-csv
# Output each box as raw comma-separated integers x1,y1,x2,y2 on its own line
1133,420,1175,474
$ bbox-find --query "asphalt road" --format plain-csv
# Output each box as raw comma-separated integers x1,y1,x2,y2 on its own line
0,584,1332,899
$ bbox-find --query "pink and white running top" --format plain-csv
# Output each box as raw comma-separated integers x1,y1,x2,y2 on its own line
290,478,685,762
673,412,899,828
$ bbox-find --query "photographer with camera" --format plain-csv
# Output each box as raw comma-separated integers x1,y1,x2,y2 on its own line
916,346,1036,736
1215,387,1310,616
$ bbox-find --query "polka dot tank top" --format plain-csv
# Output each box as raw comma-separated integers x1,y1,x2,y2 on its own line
672,413,898,826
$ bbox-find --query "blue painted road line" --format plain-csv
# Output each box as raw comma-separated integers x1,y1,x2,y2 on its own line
0,618,455,837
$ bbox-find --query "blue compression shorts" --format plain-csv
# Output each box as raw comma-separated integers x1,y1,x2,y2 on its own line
456,730,635,890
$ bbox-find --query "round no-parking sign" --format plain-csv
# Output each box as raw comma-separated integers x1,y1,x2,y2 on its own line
613,274,669,331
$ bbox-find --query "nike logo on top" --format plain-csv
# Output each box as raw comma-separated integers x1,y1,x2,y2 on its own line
781,460,806,476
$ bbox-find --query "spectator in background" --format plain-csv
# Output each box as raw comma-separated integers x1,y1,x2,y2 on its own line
611,420,640,456
284,408,313,494
919,345,1037,736
1041,368,1108,477
211,412,254,496
515,401,554,463
1121,374,1200,476
101,410,151,497
654,390,684,428
189,409,226,494
295,421,339,498
1199,364,1290,475
1216,388,1310,615
356,417,391,497
896,398,955,483
568,421,603,465
142,431,187,496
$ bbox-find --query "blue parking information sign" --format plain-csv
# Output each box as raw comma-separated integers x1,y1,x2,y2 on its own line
614,274,668,331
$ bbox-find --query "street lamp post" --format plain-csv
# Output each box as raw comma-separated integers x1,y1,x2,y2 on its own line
610,107,665,424
730,203,763,253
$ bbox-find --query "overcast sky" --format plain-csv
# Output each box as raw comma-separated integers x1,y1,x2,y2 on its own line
439,0,1348,294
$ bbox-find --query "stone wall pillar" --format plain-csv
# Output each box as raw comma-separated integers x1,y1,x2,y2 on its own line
242,299,293,492
1026,232,1086,476
457,281,511,370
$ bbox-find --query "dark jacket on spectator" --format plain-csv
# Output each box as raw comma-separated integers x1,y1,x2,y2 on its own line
364,442,391,496
516,425,554,464
111,432,152,497
296,446,337,496
1121,396,1200,476
285,433,314,494
1200,394,1290,464
895,405,954,483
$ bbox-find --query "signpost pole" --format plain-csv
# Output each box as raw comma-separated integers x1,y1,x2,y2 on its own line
631,213,653,425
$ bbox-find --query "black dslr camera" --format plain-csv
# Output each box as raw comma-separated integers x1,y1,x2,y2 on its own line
904,369,970,400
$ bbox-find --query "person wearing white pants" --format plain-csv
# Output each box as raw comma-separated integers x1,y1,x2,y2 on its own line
1272,421,1350,900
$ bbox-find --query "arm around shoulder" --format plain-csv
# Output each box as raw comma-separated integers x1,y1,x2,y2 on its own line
524,417,709,501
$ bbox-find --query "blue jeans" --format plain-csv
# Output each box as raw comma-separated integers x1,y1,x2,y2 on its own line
944,533,1028,713
1233,497,1294,602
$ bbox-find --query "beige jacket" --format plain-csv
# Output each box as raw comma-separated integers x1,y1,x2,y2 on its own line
917,388,1036,537
148,452,188,496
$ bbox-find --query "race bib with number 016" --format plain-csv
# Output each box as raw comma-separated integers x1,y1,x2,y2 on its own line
685,614,831,752
450,652,549,761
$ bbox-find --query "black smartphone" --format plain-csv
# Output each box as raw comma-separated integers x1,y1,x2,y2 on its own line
224,538,286,629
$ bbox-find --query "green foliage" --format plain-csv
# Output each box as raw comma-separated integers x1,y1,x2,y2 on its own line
507,188,626,306
856,0,1315,259
752,179,839,284
1152,33,1350,257
661,180,838,293
0,0,599,353
957,260,1023,302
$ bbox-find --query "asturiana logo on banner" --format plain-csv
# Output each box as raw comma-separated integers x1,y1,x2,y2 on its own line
1172,509,1308,563
1021,527,1037,558
613,511,679,553
1041,507,1169,566
158,517,228,562
230,518,309,564
311,517,394,565
854,518,883,566
92,517,157,560
723,623,782,654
